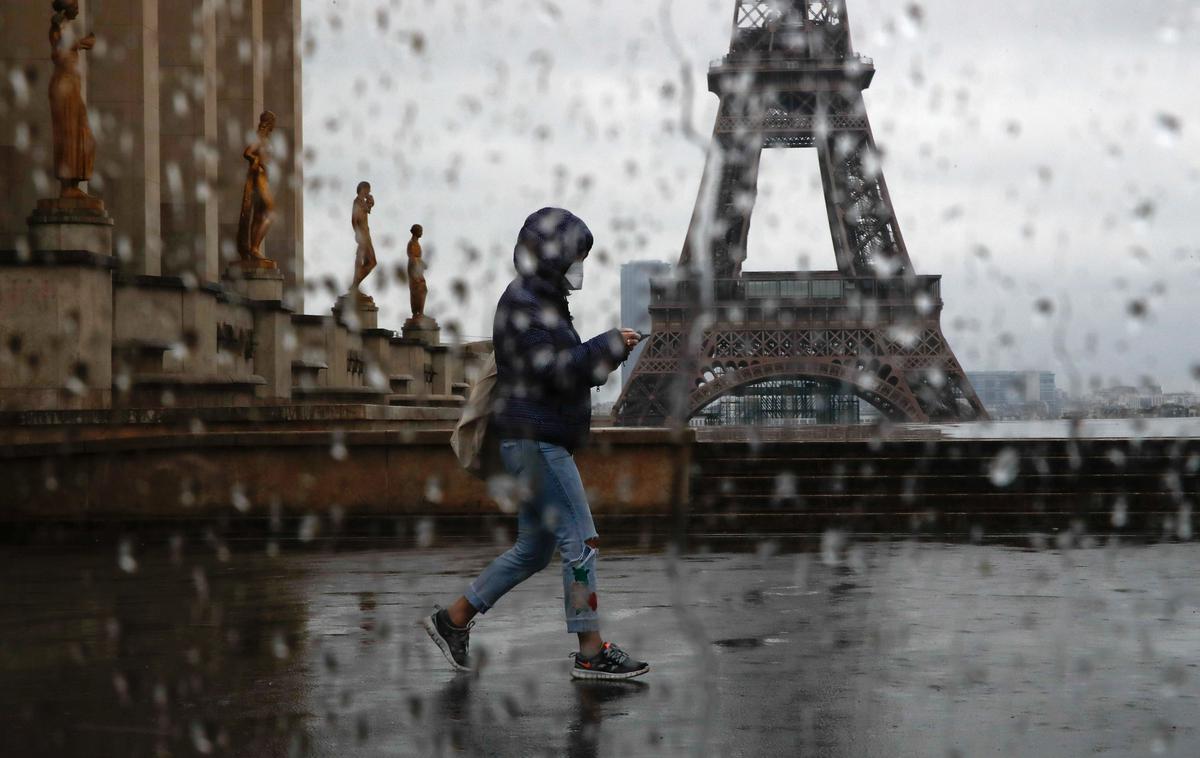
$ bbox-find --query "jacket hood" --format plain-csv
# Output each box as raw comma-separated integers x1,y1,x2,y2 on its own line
512,207,594,284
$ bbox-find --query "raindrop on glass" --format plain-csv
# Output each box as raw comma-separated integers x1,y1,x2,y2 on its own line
988,448,1019,488
118,539,138,574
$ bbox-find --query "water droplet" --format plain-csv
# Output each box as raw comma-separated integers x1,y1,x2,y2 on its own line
190,721,214,754
1178,505,1193,541
988,448,1019,488
821,530,845,566
330,431,348,461
424,476,444,504
416,518,435,548
231,484,250,513
1154,112,1183,148
299,513,320,543
535,0,562,26
898,3,924,38
1111,498,1128,528
272,631,290,659
118,539,138,573
773,472,797,499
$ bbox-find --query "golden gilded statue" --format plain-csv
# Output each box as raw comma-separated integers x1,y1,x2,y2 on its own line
408,224,428,319
236,111,277,267
48,0,96,199
350,181,376,293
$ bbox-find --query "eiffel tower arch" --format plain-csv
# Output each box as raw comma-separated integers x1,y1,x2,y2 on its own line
613,0,988,426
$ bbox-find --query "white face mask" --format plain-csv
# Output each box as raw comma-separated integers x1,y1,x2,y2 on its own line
564,259,585,291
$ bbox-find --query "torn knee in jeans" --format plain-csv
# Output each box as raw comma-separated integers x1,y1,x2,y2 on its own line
569,542,598,569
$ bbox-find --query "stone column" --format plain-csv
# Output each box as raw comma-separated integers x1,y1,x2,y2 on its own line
251,303,293,401
360,328,392,391
214,0,262,276
429,347,452,396
158,0,219,282
89,0,162,276
261,0,304,311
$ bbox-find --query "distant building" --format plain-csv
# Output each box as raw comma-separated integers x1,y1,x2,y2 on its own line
619,261,672,386
1095,384,1162,412
967,371,1060,419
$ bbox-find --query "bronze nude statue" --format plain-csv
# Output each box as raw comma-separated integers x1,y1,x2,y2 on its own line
48,0,96,199
350,181,376,293
408,224,428,319
236,110,278,267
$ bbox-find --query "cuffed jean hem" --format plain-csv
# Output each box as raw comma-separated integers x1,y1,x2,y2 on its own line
464,585,492,614
565,618,601,634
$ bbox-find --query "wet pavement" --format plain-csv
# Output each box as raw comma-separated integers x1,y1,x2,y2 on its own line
3,536,1200,756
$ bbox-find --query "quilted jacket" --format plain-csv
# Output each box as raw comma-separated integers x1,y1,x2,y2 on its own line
490,208,626,452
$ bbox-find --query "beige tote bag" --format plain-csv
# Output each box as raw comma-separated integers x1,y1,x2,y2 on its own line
450,352,502,480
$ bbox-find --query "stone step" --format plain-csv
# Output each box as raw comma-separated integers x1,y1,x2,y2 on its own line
683,508,1189,536
291,386,389,405
695,473,1198,496
116,373,266,408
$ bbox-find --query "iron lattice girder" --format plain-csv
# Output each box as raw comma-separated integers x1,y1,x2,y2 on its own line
614,319,983,425
697,88,909,279
690,355,922,421
730,1,852,58
613,0,987,426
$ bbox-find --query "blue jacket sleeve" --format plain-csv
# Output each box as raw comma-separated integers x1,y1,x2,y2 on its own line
515,307,627,390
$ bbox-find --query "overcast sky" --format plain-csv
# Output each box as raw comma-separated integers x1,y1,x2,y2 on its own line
300,0,1200,400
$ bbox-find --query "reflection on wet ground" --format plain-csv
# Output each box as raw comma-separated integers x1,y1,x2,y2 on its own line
2,537,1200,756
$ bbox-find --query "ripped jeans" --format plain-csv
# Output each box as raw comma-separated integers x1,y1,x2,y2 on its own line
464,439,600,633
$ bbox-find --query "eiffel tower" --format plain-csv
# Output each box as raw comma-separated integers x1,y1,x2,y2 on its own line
613,0,988,426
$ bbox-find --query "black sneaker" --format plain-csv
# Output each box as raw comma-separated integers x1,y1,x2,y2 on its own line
422,607,473,672
570,642,649,681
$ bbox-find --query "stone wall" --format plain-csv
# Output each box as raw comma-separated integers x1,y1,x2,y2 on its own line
0,428,692,520
0,252,114,410
2,254,482,412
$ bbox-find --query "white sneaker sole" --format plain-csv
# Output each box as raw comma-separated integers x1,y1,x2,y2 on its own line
421,615,472,673
570,664,650,681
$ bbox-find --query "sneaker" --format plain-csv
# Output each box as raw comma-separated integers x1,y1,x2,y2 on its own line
422,607,473,672
570,642,649,681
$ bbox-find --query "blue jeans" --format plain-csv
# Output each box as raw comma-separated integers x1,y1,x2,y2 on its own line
464,439,600,633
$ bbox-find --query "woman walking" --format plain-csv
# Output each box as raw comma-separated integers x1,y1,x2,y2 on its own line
424,208,649,680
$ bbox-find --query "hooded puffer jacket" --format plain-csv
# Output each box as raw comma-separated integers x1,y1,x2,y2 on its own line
490,208,627,452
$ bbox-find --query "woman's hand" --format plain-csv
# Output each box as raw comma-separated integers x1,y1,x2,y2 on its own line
619,329,642,351
79,33,96,50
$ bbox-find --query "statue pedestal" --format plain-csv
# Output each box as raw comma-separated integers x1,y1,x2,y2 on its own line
333,291,379,330
0,199,116,411
27,197,114,257
223,261,283,301
402,315,440,345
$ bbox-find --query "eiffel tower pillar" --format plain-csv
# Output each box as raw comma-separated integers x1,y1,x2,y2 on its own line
615,0,987,427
